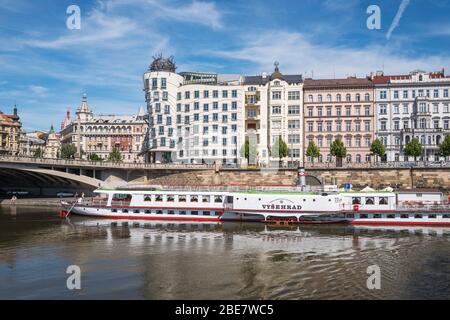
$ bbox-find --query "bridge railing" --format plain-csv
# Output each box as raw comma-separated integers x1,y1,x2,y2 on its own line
0,155,215,170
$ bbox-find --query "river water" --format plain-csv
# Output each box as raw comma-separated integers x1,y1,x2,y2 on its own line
1,206,450,299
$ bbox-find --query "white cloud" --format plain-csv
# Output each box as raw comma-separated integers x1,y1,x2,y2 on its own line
386,0,411,40
29,85,49,95
26,9,138,49
209,30,450,78
103,0,224,30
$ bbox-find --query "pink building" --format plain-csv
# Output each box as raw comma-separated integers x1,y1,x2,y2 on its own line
303,78,375,164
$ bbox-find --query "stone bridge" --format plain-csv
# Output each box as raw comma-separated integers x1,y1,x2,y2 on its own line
0,156,448,196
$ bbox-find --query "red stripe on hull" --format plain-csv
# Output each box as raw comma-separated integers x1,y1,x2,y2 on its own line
72,213,221,222
350,220,450,226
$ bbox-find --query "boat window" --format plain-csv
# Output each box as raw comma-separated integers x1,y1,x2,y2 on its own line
155,195,163,202
303,199,306,201
365,197,374,205
444,215,450,219
180,211,186,215
214,211,221,216
373,214,381,219
167,195,174,202
191,211,198,215
360,214,368,219
401,214,409,219
190,195,198,202
168,210,175,215
387,214,395,219
429,214,437,219
352,197,361,205
178,195,186,202
122,209,129,213
156,210,163,214
346,214,354,218
214,195,223,203
133,209,140,214
144,194,152,202
202,195,210,203
111,209,118,213
144,210,151,214
113,194,131,201
379,197,388,205
225,196,233,204
203,211,210,216
414,214,423,219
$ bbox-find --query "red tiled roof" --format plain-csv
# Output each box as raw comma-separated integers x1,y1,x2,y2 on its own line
304,78,373,87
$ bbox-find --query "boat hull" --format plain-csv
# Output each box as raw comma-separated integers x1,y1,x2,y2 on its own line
61,203,450,226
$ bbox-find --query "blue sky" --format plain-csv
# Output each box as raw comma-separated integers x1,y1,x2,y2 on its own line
1,0,450,131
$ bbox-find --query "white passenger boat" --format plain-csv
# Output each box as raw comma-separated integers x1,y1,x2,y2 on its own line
60,186,450,226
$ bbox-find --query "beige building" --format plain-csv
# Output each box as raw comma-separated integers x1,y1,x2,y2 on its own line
43,125,60,159
0,106,22,155
60,94,147,162
303,78,375,164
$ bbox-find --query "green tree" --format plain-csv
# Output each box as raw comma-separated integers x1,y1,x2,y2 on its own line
33,147,43,158
330,138,347,167
88,153,103,161
108,147,122,162
306,140,321,165
370,138,385,162
438,135,450,158
240,138,258,166
271,137,289,167
404,138,423,161
60,143,76,159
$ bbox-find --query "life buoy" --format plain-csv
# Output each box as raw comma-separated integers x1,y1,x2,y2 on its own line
353,204,360,211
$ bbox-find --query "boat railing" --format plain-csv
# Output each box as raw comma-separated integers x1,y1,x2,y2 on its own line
150,185,332,193
396,202,450,211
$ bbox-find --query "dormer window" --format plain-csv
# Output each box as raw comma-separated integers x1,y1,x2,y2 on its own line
274,81,280,86
419,75,423,81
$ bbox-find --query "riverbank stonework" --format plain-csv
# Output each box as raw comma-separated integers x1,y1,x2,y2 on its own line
142,167,450,192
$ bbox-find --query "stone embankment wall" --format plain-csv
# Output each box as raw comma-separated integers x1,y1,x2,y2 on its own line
140,167,450,192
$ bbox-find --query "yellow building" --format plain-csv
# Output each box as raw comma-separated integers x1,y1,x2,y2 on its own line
0,107,22,155
44,125,61,159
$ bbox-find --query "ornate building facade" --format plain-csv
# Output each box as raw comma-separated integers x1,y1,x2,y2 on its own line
143,56,303,166
60,94,147,162
303,78,375,164
372,70,450,162
0,106,22,155
43,125,60,159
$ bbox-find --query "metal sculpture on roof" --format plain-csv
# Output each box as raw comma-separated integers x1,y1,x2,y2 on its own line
149,54,177,72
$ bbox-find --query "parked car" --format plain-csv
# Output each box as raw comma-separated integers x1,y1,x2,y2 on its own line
6,190,31,196
56,191,75,197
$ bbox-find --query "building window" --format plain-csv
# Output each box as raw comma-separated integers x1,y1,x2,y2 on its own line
288,105,300,114
288,91,300,100
272,106,281,114
380,91,387,99
272,91,281,99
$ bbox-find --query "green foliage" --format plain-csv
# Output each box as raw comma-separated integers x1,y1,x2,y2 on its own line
438,135,450,157
60,143,76,159
330,138,347,158
306,140,321,162
108,147,122,162
271,137,289,159
370,138,385,159
88,153,103,161
33,147,43,158
404,138,422,160
240,138,258,164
